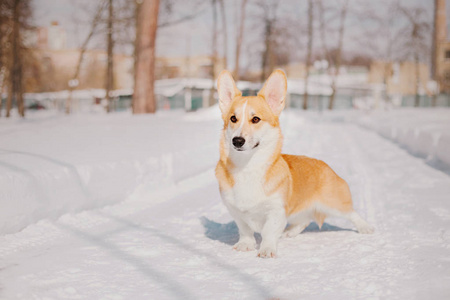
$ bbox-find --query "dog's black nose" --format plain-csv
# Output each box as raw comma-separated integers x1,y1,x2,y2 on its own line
232,136,245,148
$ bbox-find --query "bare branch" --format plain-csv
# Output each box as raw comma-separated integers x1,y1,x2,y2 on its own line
158,3,207,28
66,0,108,114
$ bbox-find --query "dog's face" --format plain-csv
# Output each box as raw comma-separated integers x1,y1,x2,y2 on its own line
217,70,287,153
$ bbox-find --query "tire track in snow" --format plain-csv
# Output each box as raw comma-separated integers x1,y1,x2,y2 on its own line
338,124,379,226
322,121,450,296
283,117,413,296
0,169,216,259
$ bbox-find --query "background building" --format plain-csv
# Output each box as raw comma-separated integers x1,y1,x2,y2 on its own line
434,0,450,93
155,55,225,79
368,61,431,96
24,22,134,92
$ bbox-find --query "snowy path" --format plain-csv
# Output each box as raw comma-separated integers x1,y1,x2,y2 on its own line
1,112,450,299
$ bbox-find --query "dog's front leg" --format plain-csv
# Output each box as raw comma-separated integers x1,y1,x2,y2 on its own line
258,208,287,258
232,216,256,252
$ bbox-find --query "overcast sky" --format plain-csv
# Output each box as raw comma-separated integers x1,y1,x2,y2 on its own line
33,0,440,69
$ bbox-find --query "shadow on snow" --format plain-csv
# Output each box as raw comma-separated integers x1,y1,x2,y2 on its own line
200,216,355,246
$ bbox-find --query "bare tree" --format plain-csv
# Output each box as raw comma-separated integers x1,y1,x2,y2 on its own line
219,0,228,69
6,0,21,118
318,0,349,110
64,0,205,115
105,0,114,113
5,0,32,118
233,0,248,81
355,0,402,106
303,0,314,110
238,1,300,82
329,0,348,110
158,0,208,28
258,0,280,81
318,0,332,65
133,0,160,114
398,4,431,107
209,0,218,106
0,1,6,116
66,0,107,114
432,0,446,84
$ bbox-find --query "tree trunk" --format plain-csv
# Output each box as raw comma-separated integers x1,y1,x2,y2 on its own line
318,0,331,65
0,8,3,117
0,85,2,117
303,0,313,110
6,79,13,117
234,0,247,81
8,0,24,118
133,0,160,114
329,83,337,110
208,0,218,107
432,0,446,89
219,0,227,70
105,0,114,113
382,63,391,107
17,78,24,116
431,93,437,107
133,1,141,113
328,0,348,110
14,0,23,117
414,52,420,107
261,20,272,82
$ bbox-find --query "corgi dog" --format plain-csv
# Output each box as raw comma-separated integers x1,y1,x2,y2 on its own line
215,69,374,258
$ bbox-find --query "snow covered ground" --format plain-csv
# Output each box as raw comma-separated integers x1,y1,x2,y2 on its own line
1,107,450,299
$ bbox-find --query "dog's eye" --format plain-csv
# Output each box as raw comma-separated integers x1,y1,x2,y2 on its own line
251,116,261,124
230,116,237,123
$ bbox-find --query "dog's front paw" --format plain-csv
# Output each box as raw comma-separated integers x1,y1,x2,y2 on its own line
257,246,277,258
233,240,255,252
358,224,375,234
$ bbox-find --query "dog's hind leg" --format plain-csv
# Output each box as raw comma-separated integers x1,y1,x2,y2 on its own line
283,221,309,238
319,179,374,234
283,210,311,238
316,203,374,234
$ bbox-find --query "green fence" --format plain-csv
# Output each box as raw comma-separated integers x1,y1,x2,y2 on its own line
400,94,450,107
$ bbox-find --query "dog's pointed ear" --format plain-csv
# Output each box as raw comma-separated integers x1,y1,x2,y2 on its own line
217,70,241,114
258,69,287,116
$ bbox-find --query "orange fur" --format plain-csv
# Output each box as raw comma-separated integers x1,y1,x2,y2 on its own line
281,154,354,218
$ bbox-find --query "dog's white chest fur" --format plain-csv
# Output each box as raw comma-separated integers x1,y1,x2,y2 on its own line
221,153,285,233
228,168,266,210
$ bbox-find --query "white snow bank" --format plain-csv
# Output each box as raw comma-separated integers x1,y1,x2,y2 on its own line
0,111,221,235
351,108,450,169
